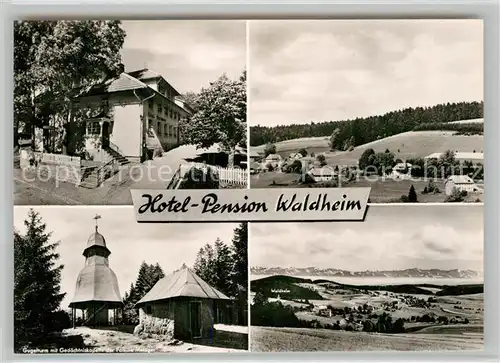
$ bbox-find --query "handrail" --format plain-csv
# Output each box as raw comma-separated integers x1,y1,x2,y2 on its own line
166,164,183,189
108,141,123,156
95,158,116,187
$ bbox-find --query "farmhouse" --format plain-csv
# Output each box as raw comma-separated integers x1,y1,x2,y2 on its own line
425,151,484,165
315,305,332,317
391,162,412,179
69,218,122,327
264,153,283,169
134,265,232,340
61,68,193,163
445,175,480,196
307,167,337,182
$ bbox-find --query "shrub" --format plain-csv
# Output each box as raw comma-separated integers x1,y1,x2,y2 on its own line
266,163,274,172
298,148,308,157
400,195,409,203
287,159,303,173
445,187,465,202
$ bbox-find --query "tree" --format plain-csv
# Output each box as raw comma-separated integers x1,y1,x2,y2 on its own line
298,148,308,157
230,223,248,296
230,223,248,325
179,72,246,167
122,262,165,324
14,21,126,153
316,154,327,167
329,128,340,151
263,143,276,157
14,209,66,350
359,148,375,170
408,185,418,202
181,91,200,112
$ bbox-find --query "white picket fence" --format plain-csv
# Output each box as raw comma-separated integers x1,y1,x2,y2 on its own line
177,162,247,188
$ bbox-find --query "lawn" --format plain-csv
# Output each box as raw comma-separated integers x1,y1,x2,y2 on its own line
251,326,484,352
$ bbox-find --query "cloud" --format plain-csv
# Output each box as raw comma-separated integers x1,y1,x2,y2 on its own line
249,19,483,127
250,205,483,272
121,20,246,94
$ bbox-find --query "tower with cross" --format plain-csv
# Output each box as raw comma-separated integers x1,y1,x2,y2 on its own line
69,215,123,327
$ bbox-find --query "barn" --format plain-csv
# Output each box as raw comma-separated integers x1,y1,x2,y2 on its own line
134,265,231,340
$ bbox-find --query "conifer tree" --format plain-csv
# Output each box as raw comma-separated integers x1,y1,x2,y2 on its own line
408,185,418,202
14,209,66,349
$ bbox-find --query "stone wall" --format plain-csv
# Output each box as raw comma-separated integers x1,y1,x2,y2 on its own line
137,304,175,339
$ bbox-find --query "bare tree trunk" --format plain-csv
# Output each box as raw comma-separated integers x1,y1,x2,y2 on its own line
228,148,235,168
63,104,72,155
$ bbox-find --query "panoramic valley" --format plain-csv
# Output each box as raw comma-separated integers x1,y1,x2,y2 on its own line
250,274,484,352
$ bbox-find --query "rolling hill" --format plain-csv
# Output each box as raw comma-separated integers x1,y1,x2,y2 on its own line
252,130,484,166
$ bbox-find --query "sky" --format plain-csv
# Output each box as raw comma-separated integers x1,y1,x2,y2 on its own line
120,20,246,94
251,205,483,272
14,207,239,310
249,19,484,127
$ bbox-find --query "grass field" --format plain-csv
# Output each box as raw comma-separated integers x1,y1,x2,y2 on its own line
250,172,484,203
252,131,484,165
251,326,484,352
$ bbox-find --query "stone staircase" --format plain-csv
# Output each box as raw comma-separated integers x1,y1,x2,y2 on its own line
79,166,99,189
79,146,130,189
103,147,130,166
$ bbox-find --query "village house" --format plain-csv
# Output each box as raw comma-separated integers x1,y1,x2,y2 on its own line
445,175,481,196
307,167,337,182
314,305,332,318
134,265,232,340
66,69,193,163
391,162,412,179
265,153,283,169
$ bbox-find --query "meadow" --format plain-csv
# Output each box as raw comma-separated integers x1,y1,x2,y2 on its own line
251,326,484,352
250,131,484,203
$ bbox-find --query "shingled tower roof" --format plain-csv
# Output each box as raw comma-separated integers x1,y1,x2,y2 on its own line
69,216,122,308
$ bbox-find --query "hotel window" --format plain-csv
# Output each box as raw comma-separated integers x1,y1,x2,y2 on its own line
157,104,162,114
173,127,177,138
157,122,161,136
164,124,168,135
87,121,101,135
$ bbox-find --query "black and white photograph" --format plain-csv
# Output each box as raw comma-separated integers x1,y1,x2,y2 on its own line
250,205,484,351
14,207,248,353
249,20,484,204
14,20,247,206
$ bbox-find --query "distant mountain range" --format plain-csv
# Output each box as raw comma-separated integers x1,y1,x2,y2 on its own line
251,267,482,279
